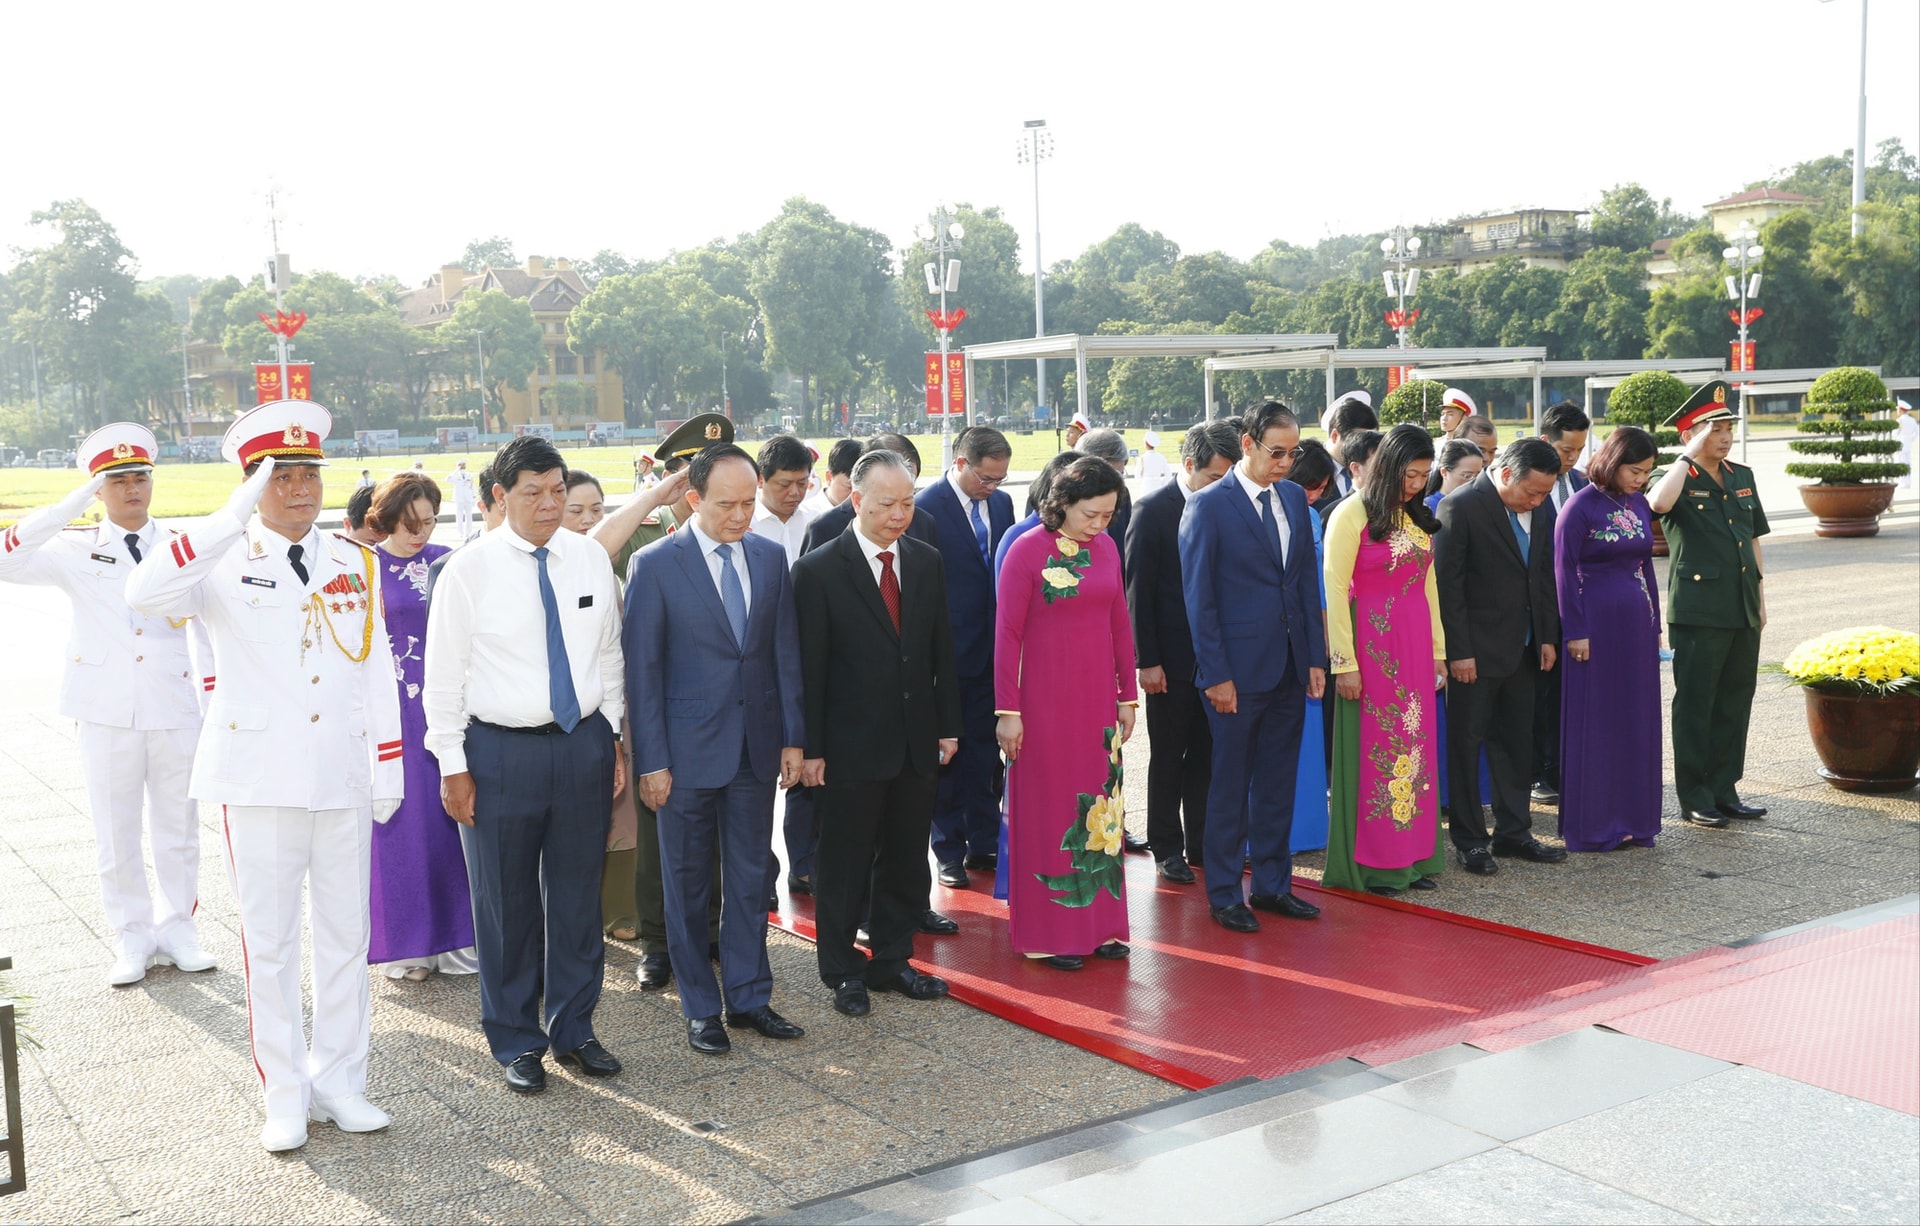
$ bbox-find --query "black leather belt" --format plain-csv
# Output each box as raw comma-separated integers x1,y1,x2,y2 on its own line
471,719,566,736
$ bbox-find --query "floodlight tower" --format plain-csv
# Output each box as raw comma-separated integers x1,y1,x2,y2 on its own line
1016,120,1052,423
1380,227,1423,351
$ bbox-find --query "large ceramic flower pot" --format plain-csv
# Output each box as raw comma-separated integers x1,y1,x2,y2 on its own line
1803,687,1920,792
1798,483,1896,538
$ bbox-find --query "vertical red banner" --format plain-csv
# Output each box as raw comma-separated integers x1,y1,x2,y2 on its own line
925,352,943,414
254,362,313,402
926,352,967,416
1729,341,1756,372
1386,366,1405,393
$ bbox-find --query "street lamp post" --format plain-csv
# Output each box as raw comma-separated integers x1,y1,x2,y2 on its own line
1016,120,1051,425
472,330,488,433
179,324,193,447
1380,227,1423,350
1724,227,1764,461
917,205,964,471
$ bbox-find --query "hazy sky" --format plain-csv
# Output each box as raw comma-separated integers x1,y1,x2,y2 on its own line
4,0,1915,287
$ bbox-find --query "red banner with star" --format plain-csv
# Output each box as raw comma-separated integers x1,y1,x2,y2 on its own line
255,362,313,403
925,352,966,416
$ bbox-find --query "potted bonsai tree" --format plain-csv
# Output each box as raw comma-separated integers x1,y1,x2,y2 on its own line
1783,625,1920,792
1785,366,1908,537
1601,370,1689,555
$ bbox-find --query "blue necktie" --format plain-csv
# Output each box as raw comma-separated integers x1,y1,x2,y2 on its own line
969,497,990,566
716,542,748,647
533,546,580,732
1508,511,1533,646
1260,488,1284,569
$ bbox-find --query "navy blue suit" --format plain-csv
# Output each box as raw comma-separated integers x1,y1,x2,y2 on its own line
625,528,805,1020
1179,470,1328,909
914,477,1016,865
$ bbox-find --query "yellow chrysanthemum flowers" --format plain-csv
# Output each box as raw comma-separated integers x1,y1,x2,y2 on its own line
1783,626,1919,696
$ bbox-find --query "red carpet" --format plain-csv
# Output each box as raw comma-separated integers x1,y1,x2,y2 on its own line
770,854,1652,1090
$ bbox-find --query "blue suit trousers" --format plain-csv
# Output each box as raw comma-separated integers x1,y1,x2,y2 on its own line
1201,682,1305,910
657,740,777,1020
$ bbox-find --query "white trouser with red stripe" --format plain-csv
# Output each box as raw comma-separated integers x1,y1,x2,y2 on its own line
76,721,202,959
222,803,373,1124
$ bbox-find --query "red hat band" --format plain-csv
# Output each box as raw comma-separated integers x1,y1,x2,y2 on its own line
236,423,326,468
89,441,153,475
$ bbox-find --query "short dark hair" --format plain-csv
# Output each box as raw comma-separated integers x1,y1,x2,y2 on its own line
1026,449,1081,516
1338,428,1383,471
1541,402,1591,440
690,443,756,493
1284,437,1338,493
344,484,375,530
866,432,922,477
1182,421,1243,470
1327,398,1379,437
1242,401,1298,444
958,426,1012,465
1498,436,1562,480
476,465,498,510
826,438,862,477
491,436,566,496
367,471,442,535
756,434,813,479
1039,455,1125,531
1587,425,1658,492
1360,423,1440,541
1437,438,1484,472
564,470,602,496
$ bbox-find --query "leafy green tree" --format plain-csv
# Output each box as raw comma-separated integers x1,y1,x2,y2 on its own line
1818,197,1920,375
1547,247,1650,359
1140,252,1253,327
439,290,541,430
7,200,154,430
1590,183,1665,251
1102,322,1211,424
1077,223,1180,284
1786,365,1904,484
1749,210,1843,370
460,236,516,272
190,275,244,343
901,204,1033,348
750,199,878,423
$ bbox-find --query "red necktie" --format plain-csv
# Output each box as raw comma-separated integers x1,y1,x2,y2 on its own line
878,550,901,632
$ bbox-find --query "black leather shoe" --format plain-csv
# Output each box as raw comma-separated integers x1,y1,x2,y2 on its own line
557,1039,621,1077
787,874,814,896
962,852,998,871
1123,831,1150,854
687,1016,731,1055
726,1005,805,1040
1368,885,1401,896
832,979,871,1016
1718,801,1767,819
1157,855,1196,885
1095,941,1129,960
1044,954,1085,970
505,1050,546,1093
636,953,672,991
1249,892,1321,919
1459,846,1499,875
870,969,950,999
1211,903,1260,933
1685,809,1731,828
1409,876,1439,891
1492,838,1568,864
937,861,969,889
766,893,780,912
918,910,960,936
1530,782,1561,804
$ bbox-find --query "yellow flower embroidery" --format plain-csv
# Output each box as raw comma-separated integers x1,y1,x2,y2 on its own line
1041,565,1080,589
1389,777,1413,801
1392,754,1415,779
1392,799,1414,827
1084,794,1125,857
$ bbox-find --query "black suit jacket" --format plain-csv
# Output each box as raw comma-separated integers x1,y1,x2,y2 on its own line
800,496,940,556
1124,478,1195,682
1434,474,1561,679
791,529,962,783
913,479,1015,678
1104,484,1133,584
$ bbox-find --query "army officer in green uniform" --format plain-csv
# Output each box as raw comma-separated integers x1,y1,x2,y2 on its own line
1646,381,1769,829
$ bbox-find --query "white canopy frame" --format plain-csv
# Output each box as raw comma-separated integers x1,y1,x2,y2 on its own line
1203,347,1548,426
1400,358,1728,435
959,333,1338,427
1582,365,1883,463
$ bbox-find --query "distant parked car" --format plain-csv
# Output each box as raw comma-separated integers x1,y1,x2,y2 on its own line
37,449,65,468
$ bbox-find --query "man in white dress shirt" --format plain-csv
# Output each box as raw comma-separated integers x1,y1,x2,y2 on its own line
747,435,819,899
424,435,627,1095
0,423,216,988
449,459,479,540
800,438,860,519
126,400,404,1153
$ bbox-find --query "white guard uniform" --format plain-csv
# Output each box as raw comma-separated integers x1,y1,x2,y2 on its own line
0,497,212,966
127,503,403,1127
450,466,478,539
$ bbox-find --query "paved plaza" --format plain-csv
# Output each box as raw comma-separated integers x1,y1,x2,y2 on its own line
0,467,1915,1223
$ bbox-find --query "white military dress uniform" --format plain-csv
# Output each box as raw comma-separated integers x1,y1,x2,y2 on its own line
450,462,478,540
126,401,404,1153
0,424,215,985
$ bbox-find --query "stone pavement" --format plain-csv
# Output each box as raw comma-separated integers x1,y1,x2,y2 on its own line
0,509,1914,1224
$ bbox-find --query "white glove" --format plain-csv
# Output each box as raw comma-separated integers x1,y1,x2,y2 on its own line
54,473,109,523
373,798,401,825
224,455,276,523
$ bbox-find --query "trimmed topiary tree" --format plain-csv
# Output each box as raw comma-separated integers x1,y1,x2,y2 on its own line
1785,366,1907,485
1379,379,1449,433
1603,370,1687,466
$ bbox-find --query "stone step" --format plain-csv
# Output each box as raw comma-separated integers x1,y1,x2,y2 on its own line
756,1057,1408,1225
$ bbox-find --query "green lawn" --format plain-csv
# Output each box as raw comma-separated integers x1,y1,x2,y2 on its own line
0,417,1811,524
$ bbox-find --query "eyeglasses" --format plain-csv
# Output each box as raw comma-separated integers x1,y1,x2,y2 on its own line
1248,439,1305,461
965,471,1007,488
